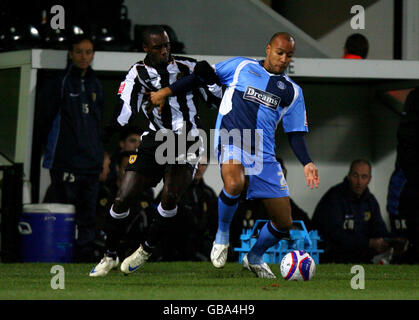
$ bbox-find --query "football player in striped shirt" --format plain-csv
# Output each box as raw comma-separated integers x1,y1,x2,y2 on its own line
90,25,221,277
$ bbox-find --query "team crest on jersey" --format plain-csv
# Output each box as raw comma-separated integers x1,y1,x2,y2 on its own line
129,155,137,164
276,81,285,90
243,86,280,109
99,198,108,207
92,92,96,102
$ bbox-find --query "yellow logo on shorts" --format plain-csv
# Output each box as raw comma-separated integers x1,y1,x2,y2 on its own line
129,155,137,164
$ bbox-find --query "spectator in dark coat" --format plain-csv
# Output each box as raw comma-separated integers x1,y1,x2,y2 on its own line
312,159,390,263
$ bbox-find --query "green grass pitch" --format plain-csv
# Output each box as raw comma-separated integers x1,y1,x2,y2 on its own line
0,262,418,300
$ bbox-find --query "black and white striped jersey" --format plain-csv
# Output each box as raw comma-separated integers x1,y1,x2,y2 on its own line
116,55,222,135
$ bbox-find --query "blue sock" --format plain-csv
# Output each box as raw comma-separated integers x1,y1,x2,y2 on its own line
215,188,240,245
248,221,289,264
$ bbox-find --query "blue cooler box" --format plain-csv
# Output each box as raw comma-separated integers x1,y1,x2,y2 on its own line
19,203,75,262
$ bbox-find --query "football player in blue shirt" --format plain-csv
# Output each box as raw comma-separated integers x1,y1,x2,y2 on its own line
150,32,320,278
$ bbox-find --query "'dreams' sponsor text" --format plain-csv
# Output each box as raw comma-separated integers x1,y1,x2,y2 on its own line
243,86,280,109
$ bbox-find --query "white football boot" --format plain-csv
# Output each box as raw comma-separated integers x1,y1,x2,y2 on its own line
242,254,276,279
89,255,119,277
120,244,151,275
210,242,229,268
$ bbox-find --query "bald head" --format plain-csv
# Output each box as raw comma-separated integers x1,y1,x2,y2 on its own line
269,32,295,46
347,159,372,197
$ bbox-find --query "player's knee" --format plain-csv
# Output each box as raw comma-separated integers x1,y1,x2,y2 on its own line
224,180,244,196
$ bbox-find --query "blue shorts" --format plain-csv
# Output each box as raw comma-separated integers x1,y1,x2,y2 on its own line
217,144,263,176
247,161,290,199
217,145,289,200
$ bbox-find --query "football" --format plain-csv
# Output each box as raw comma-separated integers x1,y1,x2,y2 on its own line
280,250,316,281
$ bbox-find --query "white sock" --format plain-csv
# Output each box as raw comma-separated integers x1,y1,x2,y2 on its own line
157,203,177,218
109,205,129,219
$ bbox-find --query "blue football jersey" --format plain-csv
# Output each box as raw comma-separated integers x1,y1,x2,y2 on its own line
214,56,308,162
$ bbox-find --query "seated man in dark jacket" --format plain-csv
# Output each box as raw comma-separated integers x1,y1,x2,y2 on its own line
312,159,390,263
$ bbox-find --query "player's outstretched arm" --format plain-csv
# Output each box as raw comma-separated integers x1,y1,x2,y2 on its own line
304,162,320,189
147,73,201,115
147,60,219,115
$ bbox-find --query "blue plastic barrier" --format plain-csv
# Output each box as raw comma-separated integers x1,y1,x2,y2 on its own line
234,220,324,264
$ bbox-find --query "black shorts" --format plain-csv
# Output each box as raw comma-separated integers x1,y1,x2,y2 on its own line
125,131,203,187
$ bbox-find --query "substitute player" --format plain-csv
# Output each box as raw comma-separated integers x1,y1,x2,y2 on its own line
90,25,222,277
150,32,320,278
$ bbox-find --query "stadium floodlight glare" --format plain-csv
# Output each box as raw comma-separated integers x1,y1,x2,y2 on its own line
72,25,84,36
98,27,115,43
30,26,39,37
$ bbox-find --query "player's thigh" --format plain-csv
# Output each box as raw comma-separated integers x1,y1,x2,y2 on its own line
262,197,292,230
221,161,246,196
161,164,194,206
117,171,153,202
